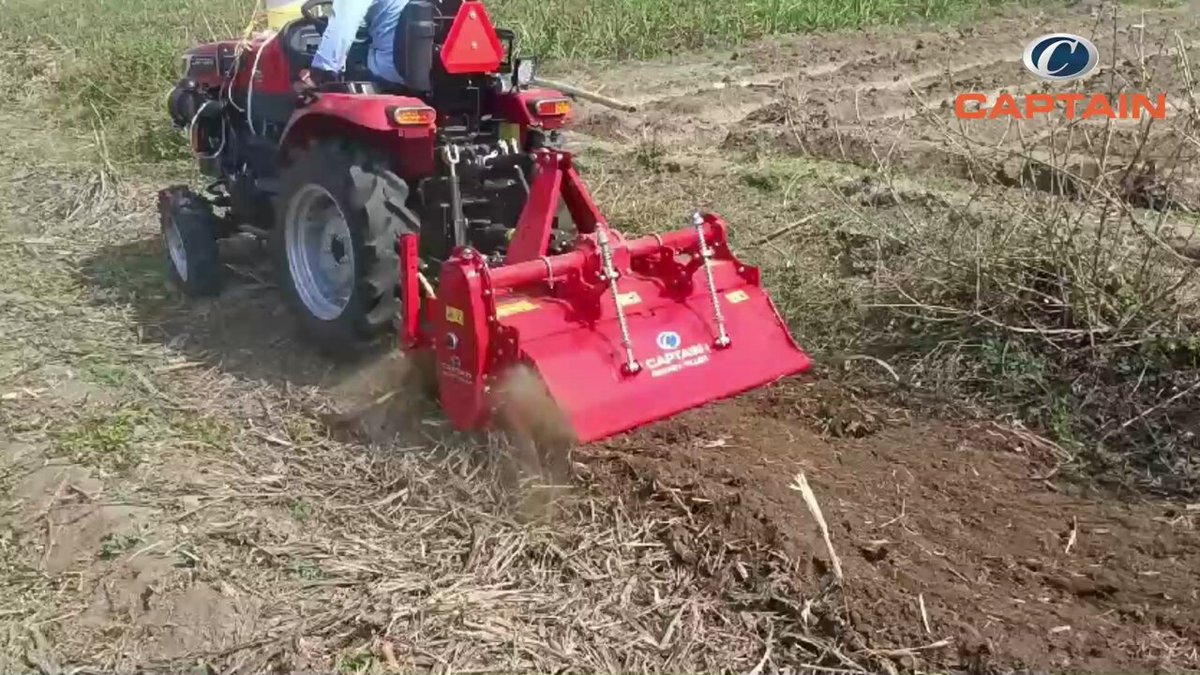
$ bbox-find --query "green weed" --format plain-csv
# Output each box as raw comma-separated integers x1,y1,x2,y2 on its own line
79,240,171,305
633,142,670,173
741,170,784,193
98,531,144,560
173,415,236,452
80,360,131,389
336,652,376,674
291,558,323,581
56,409,150,472
1047,397,1079,448
289,498,315,523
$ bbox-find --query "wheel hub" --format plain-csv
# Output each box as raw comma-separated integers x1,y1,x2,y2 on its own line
164,217,189,282
329,234,348,264
285,185,355,321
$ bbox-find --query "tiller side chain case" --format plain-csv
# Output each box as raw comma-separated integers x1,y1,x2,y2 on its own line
410,149,813,444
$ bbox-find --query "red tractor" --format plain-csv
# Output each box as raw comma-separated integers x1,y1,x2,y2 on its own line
161,0,812,444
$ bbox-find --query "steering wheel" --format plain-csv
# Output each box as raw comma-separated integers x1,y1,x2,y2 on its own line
301,0,333,30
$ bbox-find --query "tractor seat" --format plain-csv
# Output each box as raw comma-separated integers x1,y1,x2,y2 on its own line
281,20,322,70
280,19,372,81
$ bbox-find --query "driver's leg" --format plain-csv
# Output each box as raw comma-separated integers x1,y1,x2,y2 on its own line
366,50,407,94
367,70,406,94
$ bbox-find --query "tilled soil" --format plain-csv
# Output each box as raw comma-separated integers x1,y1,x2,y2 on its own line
558,4,1200,673
3,3,1200,675
583,381,1200,673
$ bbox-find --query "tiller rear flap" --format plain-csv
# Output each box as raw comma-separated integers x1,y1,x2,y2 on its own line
430,151,812,444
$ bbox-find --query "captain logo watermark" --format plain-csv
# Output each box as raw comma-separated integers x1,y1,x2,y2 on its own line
954,32,1166,121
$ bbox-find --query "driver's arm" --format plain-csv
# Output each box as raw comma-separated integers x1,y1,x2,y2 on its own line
311,0,372,78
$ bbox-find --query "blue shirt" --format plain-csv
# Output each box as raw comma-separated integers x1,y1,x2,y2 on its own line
312,0,409,84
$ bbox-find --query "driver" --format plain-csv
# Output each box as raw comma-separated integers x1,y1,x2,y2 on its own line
306,0,410,87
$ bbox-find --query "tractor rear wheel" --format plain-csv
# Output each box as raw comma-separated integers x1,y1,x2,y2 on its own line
274,141,420,357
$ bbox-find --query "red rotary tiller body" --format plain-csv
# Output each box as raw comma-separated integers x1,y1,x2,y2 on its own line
403,149,813,444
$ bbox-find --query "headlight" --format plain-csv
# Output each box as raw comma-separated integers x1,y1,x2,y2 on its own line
179,55,192,78
515,57,539,87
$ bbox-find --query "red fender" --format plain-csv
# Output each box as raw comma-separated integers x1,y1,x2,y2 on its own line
280,93,436,178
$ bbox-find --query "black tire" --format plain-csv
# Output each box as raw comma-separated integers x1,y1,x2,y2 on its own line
157,186,222,298
273,141,420,357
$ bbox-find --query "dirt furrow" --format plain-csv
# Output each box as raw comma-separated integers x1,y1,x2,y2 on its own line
583,381,1200,674
561,6,1200,673
570,7,1200,207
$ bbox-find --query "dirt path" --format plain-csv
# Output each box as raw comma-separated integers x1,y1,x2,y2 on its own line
2,4,1200,675
563,6,1200,207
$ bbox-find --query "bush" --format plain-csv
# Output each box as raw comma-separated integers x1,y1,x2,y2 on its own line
828,109,1200,495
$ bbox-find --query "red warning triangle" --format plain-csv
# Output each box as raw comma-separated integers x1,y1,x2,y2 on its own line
440,1,505,75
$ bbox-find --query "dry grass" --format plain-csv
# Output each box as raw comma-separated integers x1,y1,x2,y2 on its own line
8,419,830,672
497,0,1051,60
763,10,1200,495
0,76,882,675
4,3,1200,673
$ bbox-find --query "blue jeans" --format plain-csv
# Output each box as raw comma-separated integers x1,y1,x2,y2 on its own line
367,69,407,93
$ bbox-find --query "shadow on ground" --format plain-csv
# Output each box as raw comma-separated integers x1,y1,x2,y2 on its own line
74,234,445,445
75,234,577,488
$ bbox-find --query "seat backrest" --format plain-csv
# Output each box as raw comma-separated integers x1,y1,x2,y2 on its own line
280,19,322,74
393,0,436,93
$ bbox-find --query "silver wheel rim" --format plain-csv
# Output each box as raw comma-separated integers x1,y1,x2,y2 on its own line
164,218,189,282
285,184,355,321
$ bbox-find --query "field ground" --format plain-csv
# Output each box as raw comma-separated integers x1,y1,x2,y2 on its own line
3,1,1200,674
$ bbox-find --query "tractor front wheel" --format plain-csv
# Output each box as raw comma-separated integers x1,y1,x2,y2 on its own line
158,187,222,298
274,142,419,357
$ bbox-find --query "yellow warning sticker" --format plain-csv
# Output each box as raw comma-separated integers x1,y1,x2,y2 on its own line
617,291,642,307
496,299,539,318
726,290,750,304
445,306,465,325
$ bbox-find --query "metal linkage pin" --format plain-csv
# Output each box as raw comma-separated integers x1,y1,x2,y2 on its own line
444,145,468,248
597,227,641,374
693,212,731,348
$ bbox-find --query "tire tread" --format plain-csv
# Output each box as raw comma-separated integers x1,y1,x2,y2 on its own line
272,142,420,356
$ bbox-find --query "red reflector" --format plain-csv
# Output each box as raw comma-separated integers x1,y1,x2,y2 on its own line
532,98,571,117
440,1,504,75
